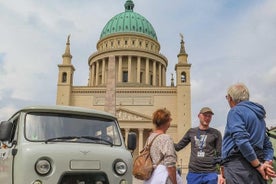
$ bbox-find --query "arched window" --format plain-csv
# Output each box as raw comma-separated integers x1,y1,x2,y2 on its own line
62,72,67,83
181,72,186,83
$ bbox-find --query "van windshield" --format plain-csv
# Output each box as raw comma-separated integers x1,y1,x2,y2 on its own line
24,112,122,146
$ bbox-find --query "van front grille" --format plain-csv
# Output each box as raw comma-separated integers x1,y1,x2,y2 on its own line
58,172,109,184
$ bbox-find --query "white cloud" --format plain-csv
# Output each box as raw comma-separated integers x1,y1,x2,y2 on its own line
264,67,276,84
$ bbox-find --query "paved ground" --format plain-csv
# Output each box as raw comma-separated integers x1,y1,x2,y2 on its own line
133,175,187,184
133,174,276,184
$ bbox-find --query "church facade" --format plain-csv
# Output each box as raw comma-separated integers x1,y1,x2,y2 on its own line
56,0,191,172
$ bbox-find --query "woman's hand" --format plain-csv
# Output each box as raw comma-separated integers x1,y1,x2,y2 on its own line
167,166,177,184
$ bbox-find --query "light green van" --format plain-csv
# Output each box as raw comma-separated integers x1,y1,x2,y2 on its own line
0,105,136,184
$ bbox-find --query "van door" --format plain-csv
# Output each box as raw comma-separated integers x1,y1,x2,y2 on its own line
0,114,19,184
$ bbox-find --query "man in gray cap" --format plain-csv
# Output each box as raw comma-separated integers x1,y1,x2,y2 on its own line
175,107,224,184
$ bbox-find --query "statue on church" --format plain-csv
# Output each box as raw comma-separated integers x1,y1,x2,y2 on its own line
179,33,184,41
67,34,71,44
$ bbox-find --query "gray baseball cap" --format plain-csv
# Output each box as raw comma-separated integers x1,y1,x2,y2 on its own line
199,107,214,115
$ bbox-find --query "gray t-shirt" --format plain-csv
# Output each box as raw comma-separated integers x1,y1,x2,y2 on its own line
175,127,222,173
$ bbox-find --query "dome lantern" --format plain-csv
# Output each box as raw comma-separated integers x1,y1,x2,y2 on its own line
124,0,134,12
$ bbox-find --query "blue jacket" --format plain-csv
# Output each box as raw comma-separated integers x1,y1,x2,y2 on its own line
222,101,274,162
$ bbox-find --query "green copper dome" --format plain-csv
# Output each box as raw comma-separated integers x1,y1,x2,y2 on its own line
100,0,158,41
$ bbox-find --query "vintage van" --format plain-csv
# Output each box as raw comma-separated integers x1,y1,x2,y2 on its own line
0,105,136,184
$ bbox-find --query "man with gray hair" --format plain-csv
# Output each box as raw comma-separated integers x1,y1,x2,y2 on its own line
221,83,276,184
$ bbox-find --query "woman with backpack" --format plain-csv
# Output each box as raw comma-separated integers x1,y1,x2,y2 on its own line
144,108,183,184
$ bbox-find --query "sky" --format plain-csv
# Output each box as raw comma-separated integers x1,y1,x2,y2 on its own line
0,0,276,133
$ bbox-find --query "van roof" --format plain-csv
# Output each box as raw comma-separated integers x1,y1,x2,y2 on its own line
12,105,117,120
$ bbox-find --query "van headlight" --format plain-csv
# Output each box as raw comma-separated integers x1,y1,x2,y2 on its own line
113,159,127,175
32,180,42,184
35,159,51,176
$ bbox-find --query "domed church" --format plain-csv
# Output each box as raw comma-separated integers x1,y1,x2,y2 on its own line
56,0,191,172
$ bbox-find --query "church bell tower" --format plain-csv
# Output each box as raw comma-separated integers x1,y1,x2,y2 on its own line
56,35,75,105
175,33,192,169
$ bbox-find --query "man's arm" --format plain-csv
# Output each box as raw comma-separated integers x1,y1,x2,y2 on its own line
263,134,274,161
216,129,222,157
174,129,191,151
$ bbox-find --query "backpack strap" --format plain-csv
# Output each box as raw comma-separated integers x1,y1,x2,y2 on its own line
147,133,164,166
147,133,163,147
140,133,163,154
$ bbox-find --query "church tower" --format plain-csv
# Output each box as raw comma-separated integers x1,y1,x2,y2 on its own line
175,34,192,168
56,35,75,105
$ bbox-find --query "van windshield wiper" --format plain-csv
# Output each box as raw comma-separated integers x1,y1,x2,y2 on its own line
45,136,113,146
45,136,79,143
81,136,113,146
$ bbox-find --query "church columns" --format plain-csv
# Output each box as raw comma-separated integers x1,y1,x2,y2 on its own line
118,56,122,83
124,128,130,145
89,56,165,86
138,128,144,153
162,65,166,86
137,56,141,83
153,60,156,86
90,64,95,86
158,63,162,86
95,61,99,86
145,58,149,85
122,127,149,153
89,57,110,86
127,56,132,82
101,58,106,84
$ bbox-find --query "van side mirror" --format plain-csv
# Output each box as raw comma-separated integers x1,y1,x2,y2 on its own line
0,121,14,142
127,132,136,150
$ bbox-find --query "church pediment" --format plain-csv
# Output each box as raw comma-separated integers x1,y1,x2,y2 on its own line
116,107,151,121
